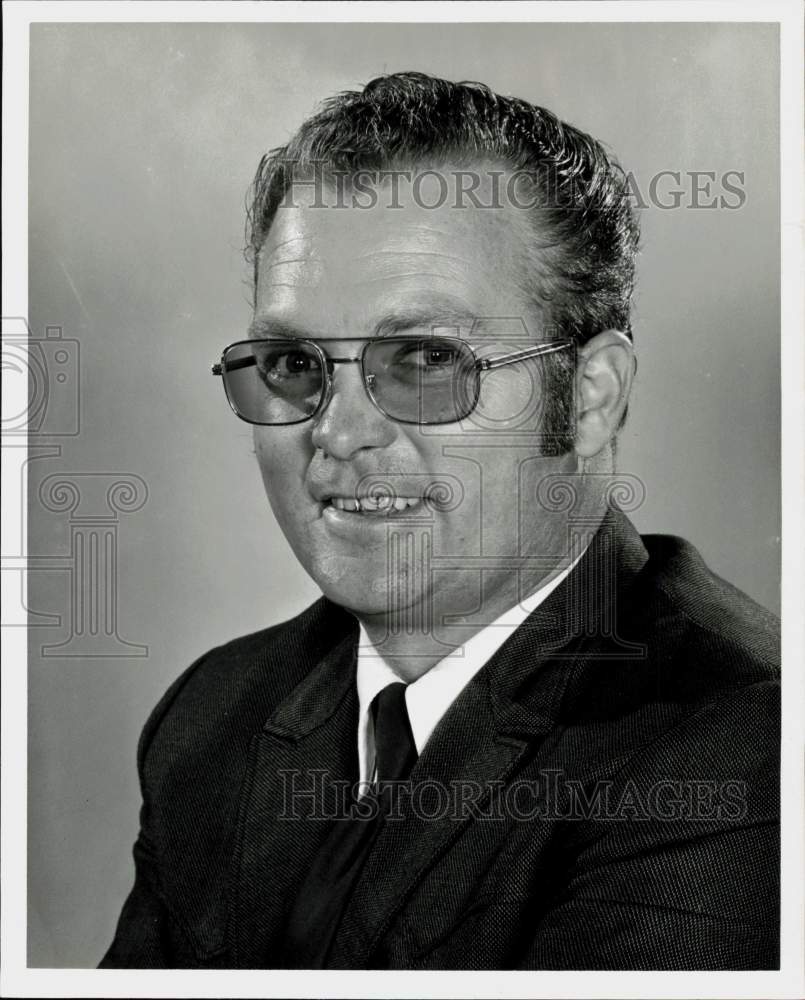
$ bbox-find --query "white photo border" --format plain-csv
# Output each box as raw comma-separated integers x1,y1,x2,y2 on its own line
2,2,802,998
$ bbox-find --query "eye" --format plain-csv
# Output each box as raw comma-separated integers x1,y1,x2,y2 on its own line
282,351,315,374
256,348,321,381
424,347,456,367
394,341,458,369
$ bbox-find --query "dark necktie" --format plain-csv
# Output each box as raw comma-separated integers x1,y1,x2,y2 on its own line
283,681,418,967
371,681,418,785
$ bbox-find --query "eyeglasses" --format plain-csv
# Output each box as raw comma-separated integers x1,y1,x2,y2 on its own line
211,336,573,426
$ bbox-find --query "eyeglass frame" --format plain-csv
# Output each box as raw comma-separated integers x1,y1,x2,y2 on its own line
211,335,574,427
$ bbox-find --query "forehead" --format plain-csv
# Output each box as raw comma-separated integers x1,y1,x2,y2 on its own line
254,169,539,335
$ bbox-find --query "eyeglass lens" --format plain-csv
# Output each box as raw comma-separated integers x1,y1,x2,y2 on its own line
221,338,480,425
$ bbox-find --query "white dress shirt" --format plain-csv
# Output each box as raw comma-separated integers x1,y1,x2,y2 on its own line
355,550,586,785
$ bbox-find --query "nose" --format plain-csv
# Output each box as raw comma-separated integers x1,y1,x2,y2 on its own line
310,360,396,460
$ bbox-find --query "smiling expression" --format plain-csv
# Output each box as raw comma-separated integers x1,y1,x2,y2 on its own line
250,171,577,621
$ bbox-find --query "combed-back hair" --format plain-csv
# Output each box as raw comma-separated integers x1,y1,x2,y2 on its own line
246,71,640,452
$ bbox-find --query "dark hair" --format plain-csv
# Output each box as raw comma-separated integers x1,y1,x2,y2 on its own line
246,71,640,452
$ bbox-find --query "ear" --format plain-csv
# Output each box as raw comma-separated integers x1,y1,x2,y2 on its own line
574,330,636,459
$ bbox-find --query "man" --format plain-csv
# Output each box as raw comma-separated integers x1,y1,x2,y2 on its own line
101,72,779,970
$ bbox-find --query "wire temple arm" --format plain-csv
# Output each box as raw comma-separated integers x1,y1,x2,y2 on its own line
211,356,257,376
476,340,573,371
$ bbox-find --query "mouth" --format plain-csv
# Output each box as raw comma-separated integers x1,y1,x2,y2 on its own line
323,493,423,516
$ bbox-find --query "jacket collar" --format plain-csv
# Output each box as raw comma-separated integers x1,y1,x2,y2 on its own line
261,599,358,740
485,505,649,737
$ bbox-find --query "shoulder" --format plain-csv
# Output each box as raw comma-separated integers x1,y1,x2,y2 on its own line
599,537,780,842
636,532,779,687
551,529,780,845
624,531,779,758
558,528,779,763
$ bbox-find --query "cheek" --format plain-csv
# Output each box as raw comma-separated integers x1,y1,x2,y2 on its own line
253,429,311,507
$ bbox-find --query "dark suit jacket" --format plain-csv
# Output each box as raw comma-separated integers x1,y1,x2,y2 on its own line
100,510,780,969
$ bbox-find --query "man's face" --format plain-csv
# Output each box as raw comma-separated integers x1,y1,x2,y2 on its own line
251,171,577,624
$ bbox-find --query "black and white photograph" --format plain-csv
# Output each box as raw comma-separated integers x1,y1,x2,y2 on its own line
2,2,803,998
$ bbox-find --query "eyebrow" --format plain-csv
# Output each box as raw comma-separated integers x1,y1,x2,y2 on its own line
248,301,478,341
247,317,310,341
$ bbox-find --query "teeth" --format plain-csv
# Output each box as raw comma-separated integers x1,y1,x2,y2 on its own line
327,495,422,513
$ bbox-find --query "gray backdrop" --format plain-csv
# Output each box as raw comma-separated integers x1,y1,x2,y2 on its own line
26,22,780,967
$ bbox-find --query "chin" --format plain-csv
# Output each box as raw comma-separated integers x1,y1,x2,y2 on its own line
307,559,386,614
320,582,390,617
299,542,432,618
316,571,427,621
